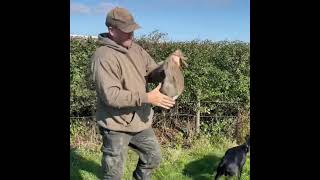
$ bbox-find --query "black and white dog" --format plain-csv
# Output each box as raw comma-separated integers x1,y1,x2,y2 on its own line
214,135,250,180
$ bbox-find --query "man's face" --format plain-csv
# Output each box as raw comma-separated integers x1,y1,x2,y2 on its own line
109,27,134,48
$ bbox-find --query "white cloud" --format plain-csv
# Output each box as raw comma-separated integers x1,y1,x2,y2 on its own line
70,2,91,14
148,0,233,10
93,2,118,15
70,1,119,15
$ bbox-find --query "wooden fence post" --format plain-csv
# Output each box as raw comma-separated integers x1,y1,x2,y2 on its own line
196,99,201,135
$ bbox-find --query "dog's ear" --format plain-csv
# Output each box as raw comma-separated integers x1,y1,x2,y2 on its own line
245,135,250,141
245,135,250,146
245,145,250,153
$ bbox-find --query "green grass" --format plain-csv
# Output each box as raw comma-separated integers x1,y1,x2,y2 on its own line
70,137,250,180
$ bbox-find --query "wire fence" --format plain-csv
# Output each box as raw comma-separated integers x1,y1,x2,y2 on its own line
70,101,250,145
70,100,249,129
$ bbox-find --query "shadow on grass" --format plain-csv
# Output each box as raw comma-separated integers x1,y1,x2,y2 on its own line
182,155,222,180
70,148,101,180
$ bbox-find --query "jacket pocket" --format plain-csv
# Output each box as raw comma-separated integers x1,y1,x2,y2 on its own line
120,112,136,124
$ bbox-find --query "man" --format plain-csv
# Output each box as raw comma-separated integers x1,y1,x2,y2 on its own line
91,7,181,180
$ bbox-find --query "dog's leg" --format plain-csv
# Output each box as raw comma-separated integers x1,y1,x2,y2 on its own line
238,166,243,180
214,171,222,180
214,173,219,180
237,169,242,180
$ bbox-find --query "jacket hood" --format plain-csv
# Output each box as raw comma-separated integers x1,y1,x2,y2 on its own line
97,33,128,54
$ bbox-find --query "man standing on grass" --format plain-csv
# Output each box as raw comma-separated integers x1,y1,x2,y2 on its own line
91,7,181,180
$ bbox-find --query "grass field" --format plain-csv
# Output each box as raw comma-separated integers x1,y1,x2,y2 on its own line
70,137,250,180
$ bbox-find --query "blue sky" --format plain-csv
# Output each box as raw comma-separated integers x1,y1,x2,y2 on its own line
70,0,250,42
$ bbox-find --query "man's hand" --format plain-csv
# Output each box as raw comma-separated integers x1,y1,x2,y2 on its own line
147,83,175,109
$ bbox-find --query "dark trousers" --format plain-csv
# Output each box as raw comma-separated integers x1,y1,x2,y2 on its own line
99,127,161,180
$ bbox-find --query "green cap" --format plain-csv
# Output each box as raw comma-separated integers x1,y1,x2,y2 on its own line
105,7,141,33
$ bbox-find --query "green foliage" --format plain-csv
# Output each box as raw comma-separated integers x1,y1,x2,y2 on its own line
70,38,97,116
201,118,236,139
70,32,250,118
70,31,250,179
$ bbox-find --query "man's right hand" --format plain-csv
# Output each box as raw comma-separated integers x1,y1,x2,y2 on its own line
147,83,175,109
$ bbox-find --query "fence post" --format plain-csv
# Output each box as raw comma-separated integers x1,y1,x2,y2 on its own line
196,99,201,135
